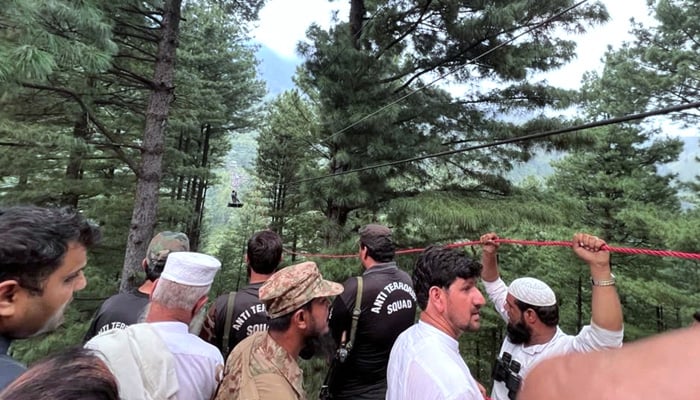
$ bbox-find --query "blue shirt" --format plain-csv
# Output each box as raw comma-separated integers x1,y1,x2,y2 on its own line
0,335,26,390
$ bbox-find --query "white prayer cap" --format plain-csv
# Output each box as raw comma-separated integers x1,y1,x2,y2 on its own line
508,277,556,307
160,252,221,286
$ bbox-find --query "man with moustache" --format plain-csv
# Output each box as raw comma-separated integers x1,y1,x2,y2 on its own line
86,251,224,400
0,206,101,390
386,246,487,400
84,231,189,341
214,261,343,400
479,232,624,400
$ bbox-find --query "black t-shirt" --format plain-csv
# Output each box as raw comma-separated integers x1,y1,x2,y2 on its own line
83,289,150,342
328,262,417,399
199,282,268,358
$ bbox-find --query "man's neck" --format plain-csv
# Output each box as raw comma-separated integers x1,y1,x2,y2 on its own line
268,329,304,359
420,309,459,340
526,326,557,347
249,271,272,284
362,258,392,271
145,302,193,325
138,280,156,295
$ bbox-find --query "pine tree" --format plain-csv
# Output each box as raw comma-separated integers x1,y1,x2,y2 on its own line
289,0,609,244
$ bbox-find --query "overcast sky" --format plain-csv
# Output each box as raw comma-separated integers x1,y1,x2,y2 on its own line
251,0,655,89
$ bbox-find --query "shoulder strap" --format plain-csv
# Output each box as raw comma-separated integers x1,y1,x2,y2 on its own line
347,276,363,352
222,292,237,357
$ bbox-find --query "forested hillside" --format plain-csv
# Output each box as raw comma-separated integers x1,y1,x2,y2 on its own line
512,135,699,183
1,0,699,397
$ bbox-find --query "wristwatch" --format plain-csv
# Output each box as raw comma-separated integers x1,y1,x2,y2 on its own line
591,273,616,287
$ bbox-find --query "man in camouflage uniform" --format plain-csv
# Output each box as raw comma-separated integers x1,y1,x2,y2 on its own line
214,261,343,400
83,231,189,341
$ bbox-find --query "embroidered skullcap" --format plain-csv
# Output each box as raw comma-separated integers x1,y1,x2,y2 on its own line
260,261,343,318
508,277,556,307
160,252,221,286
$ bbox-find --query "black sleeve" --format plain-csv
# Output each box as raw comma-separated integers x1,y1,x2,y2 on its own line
82,305,103,343
328,277,357,345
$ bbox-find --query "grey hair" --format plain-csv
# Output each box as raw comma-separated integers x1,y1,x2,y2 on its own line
151,278,210,310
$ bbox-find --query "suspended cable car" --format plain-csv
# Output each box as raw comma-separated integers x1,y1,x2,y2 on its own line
227,190,243,208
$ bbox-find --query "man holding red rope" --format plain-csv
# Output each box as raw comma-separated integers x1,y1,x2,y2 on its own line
479,232,624,400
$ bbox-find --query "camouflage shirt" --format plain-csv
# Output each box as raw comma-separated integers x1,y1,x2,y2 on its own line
214,331,305,400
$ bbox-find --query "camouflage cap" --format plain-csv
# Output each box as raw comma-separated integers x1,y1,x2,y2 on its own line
259,261,343,319
146,231,190,267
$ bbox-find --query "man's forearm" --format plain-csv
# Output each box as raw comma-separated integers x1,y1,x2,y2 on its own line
481,253,500,282
589,264,623,331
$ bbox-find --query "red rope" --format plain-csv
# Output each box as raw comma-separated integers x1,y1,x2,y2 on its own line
284,238,700,261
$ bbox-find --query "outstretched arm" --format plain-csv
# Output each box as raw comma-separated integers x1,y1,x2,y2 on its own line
572,233,623,332
480,232,500,282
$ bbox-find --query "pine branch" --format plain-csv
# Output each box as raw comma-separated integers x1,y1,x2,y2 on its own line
108,65,157,89
20,82,140,173
376,0,433,60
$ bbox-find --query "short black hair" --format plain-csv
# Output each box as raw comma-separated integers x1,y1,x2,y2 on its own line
693,311,700,323
0,206,101,294
514,298,559,327
412,246,482,310
360,242,395,263
247,230,283,275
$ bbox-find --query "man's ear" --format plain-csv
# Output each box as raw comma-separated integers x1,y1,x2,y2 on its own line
293,308,307,330
0,280,21,317
141,258,148,271
149,279,159,300
524,309,538,324
428,286,445,313
193,295,208,315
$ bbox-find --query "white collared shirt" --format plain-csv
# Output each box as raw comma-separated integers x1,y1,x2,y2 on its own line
151,321,224,400
483,278,623,400
386,321,482,400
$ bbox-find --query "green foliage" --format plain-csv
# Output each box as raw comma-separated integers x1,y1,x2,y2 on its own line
1,0,265,362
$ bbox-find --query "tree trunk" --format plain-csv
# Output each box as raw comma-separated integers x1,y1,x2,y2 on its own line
188,124,211,251
656,304,665,332
63,111,90,208
120,0,183,292
349,0,365,50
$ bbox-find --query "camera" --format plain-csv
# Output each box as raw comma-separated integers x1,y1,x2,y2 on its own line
492,352,522,400
336,345,349,363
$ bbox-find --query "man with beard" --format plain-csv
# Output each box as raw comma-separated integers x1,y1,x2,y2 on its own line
479,232,623,400
214,261,343,400
386,246,487,400
0,206,101,390
83,231,189,341
86,251,224,400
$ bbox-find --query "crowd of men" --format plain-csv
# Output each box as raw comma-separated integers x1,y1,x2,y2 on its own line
0,205,698,400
